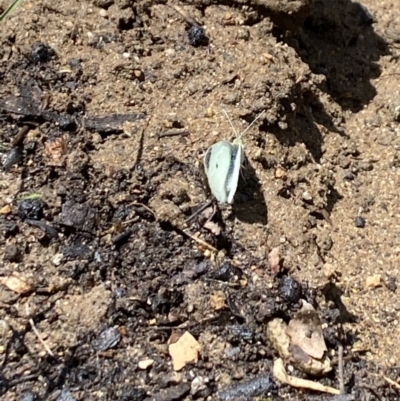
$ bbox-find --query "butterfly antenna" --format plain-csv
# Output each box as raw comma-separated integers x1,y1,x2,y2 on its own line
239,110,265,138
222,109,238,137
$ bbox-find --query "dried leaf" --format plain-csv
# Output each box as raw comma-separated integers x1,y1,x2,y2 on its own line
273,358,340,395
168,331,201,371
267,315,331,376
286,300,327,360
0,204,12,215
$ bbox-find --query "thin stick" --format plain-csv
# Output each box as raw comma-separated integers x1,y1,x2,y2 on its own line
185,200,213,223
158,129,190,138
182,229,218,252
28,318,54,357
132,202,156,218
12,125,30,147
381,374,400,391
338,343,345,394
26,302,54,357
166,2,201,27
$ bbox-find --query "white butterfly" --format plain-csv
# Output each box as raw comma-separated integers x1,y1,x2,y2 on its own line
203,110,265,204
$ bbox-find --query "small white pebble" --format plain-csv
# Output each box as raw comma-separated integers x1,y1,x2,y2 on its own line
165,48,175,56
52,253,63,266
138,359,154,370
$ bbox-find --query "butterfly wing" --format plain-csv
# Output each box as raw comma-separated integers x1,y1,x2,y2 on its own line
226,140,243,204
204,141,233,203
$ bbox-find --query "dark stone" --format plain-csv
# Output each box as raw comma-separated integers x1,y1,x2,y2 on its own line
278,276,302,304
18,198,47,220
212,262,243,282
383,274,397,292
63,241,93,260
93,327,121,351
120,388,146,401
187,26,208,47
61,201,97,232
112,230,132,247
3,147,22,170
25,219,59,239
354,216,365,228
143,383,190,401
219,374,277,400
257,298,277,320
31,42,55,63
4,222,19,238
67,58,82,69
3,244,23,263
229,325,254,342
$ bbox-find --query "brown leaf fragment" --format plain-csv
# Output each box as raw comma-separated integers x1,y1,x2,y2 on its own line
168,331,201,371
286,300,327,360
0,204,12,215
268,313,332,376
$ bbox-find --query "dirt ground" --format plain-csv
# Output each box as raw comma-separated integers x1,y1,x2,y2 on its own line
1,0,400,400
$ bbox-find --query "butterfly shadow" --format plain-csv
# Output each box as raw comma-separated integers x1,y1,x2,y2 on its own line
231,159,268,225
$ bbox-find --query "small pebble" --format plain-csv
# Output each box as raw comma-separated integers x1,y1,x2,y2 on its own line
52,253,64,266
301,191,313,203
138,358,154,370
191,376,208,395
3,147,22,170
93,327,121,351
393,105,400,122
275,168,286,179
354,216,365,228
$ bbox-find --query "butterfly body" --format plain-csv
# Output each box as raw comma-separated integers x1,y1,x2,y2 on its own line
203,111,264,204
204,138,243,204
